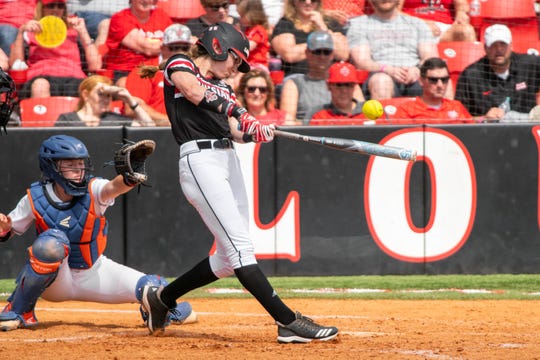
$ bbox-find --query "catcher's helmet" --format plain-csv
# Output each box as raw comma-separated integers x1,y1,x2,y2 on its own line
39,135,92,197
0,68,15,134
197,22,250,73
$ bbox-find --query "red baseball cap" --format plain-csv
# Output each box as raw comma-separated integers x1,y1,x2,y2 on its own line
42,0,66,5
328,61,358,83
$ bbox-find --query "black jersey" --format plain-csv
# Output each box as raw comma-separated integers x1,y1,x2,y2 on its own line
163,54,235,145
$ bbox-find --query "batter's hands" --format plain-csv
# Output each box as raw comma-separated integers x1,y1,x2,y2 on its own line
252,123,275,143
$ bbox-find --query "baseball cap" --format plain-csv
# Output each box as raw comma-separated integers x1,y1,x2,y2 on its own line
42,0,66,4
484,24,512,47
328,61,358,83
163,24,192,45
307,31,334,51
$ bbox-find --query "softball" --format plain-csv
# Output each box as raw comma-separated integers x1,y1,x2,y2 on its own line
362,99,384,120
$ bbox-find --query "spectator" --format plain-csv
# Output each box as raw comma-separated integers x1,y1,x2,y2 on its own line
9,0,100,98
270,0,349,77
0,134,195,331
0,48,8,70
56,74,155,127
321,0,365,27
125,23,193,127
236,0,270,71
310,61,368,125
237,68,297,125
399,0,476,42
393,57,473,123
67,0,129,47
348,0,439,100
104,0,173,86
455,24,540,122
280,31,362,124
0,0,36,57
185,0,239,38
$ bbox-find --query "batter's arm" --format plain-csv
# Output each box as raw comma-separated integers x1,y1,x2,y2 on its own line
169,70,206,105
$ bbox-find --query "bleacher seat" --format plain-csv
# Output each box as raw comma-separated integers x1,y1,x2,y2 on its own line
438,41,485,85
378,97,417,122
20,96,78,127
512,40,540,56
156,0,205,22
477,0,539,43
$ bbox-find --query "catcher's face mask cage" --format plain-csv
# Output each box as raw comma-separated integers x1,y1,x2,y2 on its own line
196,22,250,73
0,69,15,133
39,135,93,197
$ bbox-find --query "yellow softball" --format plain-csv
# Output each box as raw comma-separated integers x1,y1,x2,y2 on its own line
362,99,384,120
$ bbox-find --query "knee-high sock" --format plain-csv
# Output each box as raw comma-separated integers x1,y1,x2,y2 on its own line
160,257,218,308
235,264,296,325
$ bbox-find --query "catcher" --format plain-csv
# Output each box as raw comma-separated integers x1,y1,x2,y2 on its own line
0,135,196,331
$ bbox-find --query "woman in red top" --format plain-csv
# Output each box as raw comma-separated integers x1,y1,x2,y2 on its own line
400,0,476,42
237,68,296,125
104,0,172,86
8,0,100,98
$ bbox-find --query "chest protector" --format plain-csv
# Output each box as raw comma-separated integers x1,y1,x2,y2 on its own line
27,178,108,269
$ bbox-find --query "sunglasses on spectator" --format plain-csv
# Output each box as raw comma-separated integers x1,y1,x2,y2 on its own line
297,0,320,3
207,2,229,11
168,44,190,52
426,76,450,84
331,82,355,88
247,86,268,94
44,3,66,9
310,49,332,56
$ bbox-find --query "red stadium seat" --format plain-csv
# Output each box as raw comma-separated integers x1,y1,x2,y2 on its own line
512,40,540,56
378,97,417,122
476,0,539,43
155,0,205,22
438,41,485,85
20,96,78,127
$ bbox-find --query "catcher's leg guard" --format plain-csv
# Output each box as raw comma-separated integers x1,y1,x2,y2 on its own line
136,275,197,325
1,229,69,330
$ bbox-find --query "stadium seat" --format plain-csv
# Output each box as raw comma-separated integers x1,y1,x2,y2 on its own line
155,0,205,22
20,96,78,127
438,41,485,85
378,97,417,122
512,40,540,56
476,0,539,43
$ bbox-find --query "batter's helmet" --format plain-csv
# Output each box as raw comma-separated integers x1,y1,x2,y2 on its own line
197,22,250,73
0,68,15,134
39,135,92,197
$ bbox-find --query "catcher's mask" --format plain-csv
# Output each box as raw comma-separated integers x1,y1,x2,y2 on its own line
0,68,15,134
196,22,250,73
39,135,93,197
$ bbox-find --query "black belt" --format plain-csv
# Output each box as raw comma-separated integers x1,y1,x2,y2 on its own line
196,138,233,150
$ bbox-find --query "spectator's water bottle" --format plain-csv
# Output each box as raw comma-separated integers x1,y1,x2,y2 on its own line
469,0,482,28
499,97,511,114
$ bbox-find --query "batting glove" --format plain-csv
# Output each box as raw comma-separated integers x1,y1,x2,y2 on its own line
252,123,275,143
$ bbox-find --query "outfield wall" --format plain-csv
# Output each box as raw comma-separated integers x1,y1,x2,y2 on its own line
1,125,539,277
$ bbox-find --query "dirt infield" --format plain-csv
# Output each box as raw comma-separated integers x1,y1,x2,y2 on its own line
0,298,539,359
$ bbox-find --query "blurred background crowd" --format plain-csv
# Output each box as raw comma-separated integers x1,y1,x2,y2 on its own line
2,0,540,127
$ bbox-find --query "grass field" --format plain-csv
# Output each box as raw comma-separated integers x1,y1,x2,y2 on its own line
2,274,540,300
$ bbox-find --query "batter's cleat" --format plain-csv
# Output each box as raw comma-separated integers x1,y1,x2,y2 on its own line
0,310,38,331
140,301,198,326
141,285,170,335
276,311,339,343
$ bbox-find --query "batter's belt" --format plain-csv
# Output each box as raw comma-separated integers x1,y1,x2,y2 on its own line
180,138,234,157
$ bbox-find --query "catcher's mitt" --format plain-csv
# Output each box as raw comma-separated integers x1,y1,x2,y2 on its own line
114,139,156,186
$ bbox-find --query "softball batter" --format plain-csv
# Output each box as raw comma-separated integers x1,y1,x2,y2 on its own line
140,22,338,343
0,135,195,330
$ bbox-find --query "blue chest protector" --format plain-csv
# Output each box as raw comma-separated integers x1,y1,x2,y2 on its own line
27,179,109,269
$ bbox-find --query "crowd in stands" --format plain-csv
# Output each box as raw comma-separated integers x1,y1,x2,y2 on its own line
2,0,540,127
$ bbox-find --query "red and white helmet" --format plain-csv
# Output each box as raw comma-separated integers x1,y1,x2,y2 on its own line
197,22,250,73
